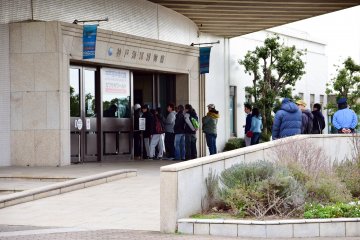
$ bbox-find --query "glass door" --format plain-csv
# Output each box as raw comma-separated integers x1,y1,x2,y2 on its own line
70,66,98,163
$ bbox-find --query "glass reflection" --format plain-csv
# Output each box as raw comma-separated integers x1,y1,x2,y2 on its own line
70,68,80,117
102,68,130,118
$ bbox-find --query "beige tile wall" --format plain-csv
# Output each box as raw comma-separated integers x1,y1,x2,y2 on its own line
10,22,66,166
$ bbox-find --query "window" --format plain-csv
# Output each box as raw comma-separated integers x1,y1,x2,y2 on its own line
320,95,324,108
298,92,304,100
310,94,315,110
70,68,80,117
229,86,237,137
102,68,131,118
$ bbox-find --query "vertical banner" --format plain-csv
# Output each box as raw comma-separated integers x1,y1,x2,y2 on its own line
83,25,97,59
199,47,212,74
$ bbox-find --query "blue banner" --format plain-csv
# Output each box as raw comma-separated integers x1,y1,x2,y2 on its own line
199,47,212,74
83,25,97,59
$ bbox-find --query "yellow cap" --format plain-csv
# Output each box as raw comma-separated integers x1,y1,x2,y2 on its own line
295,99,306,107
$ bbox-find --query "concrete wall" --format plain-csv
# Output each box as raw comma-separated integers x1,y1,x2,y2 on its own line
160,134,357,233
0,24,11,166
9,22,67,166
0,0,198,46
6,21,199,167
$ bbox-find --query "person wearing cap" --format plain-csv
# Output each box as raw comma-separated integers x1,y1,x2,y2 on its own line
296,99,314,134
272,98,302,140
202,104,219,155
133,103,142,159
311,103,325,134
332,97,358,133
141,104,154,159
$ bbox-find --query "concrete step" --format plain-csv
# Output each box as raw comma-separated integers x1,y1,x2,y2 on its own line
0,180,58,192
0,177,74,182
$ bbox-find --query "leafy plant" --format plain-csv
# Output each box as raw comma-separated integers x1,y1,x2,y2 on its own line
304,202,360,219
220,161,305,219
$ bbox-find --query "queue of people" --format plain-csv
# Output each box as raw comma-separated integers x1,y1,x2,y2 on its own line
133,97,357,159
245,97,355,144
133,103,219,160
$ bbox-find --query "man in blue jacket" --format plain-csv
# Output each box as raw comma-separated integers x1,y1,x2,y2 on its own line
333,97,358,133
272,98,302,140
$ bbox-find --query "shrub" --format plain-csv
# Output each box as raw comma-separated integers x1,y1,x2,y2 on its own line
304,202,360,219
202,169,224,212
335,160,360,198
260,132,271,142
305,174,352,203
223,138,245,152
273,139,332,180
334,135,360,198
220,161,305,218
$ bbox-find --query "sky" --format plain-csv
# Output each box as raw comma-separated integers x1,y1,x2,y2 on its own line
272,5,360,79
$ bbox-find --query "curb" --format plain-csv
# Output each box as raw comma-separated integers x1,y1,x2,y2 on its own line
178,218,360,238
0,169,137,209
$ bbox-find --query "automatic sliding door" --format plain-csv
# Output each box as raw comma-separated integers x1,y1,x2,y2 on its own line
70,67,98,163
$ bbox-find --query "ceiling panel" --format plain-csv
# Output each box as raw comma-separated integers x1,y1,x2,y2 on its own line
148,0,360,38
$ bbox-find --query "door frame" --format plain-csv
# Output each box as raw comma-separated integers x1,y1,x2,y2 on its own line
70,65,100,163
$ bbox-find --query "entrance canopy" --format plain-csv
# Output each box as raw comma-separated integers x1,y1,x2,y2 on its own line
149,0,360,38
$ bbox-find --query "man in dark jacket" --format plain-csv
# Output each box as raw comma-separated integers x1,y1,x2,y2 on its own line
244,103,252,146
141,104,154,159
272,98,302,140
133,104,142,158
311,103,325,134
296,99,314,134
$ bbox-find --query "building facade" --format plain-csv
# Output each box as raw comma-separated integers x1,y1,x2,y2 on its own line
0,0,328,166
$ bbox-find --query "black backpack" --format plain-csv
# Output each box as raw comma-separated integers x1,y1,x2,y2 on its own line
303,111,313,134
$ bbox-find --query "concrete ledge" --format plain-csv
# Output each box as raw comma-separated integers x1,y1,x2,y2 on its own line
178,218,360,238
0,169,137,209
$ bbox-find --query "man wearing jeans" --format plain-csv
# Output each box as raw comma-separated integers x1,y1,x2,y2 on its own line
202,104,219,155
244,103,252,146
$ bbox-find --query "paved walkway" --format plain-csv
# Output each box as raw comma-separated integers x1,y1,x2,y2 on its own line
0,161,172,231
1,161,360,239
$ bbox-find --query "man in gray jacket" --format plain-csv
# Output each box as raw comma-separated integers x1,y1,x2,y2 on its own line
163,103,176,159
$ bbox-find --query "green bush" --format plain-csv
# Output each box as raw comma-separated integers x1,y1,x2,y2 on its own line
220,161,305,218
305,174,352,204
304,202,360,219
223,138,245,152
283,162,352,204
335,159,360,198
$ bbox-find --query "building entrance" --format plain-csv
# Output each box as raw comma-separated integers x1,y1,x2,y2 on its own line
133,72,176,115
69,66,179,162
70,66,99,163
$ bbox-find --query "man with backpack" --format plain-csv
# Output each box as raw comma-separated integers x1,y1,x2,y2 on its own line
184,104,198,160
149,108,165,160
296,100,314,134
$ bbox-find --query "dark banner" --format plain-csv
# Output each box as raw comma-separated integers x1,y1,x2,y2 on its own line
199,47,212,74
83,25,97,59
